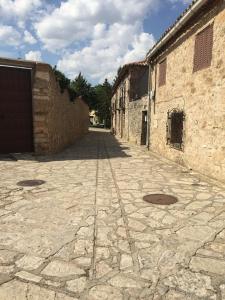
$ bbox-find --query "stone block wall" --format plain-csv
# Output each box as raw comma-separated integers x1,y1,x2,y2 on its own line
33,63,89,154
150,0,225,183
128,96,148,145
111,70,149,146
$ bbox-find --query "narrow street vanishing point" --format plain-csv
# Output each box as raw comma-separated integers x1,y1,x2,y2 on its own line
0,129,225,299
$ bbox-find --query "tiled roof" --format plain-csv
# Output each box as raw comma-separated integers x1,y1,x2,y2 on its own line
122,60,148,68
147,0,208,59
112,60,148,94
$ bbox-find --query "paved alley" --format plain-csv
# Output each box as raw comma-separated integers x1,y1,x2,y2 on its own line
0,128,225,299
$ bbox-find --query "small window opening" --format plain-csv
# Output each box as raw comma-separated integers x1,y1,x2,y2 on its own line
167,110,185,150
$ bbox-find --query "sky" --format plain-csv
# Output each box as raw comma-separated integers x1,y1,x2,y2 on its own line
0,0,191,84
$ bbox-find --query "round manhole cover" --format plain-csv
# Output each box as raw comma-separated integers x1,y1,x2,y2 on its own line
17,180,46,187
143,194,178,205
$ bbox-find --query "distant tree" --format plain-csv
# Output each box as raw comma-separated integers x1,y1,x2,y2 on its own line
94,79,112,128
70,73,95,108
53,68,112,125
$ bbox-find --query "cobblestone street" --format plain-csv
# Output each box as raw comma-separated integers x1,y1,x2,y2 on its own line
0,128,225,299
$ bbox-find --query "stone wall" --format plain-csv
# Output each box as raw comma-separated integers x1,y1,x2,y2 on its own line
33,63,89,154
150,0,225,183
111,68,149,146
128,96,148,145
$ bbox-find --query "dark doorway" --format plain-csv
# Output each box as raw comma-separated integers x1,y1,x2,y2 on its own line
121,111,125,138
141,111,148,145
0,66,34,153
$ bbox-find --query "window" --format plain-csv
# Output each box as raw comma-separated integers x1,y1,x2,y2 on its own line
167,110,185,150
158,58,167,87
193,24,213,72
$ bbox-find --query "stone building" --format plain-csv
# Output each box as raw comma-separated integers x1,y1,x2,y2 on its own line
0,58,89,155
112,0,225,183
147,0,225,183
111,61,149,145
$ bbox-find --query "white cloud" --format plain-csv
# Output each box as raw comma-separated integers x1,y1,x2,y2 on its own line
0,25,21,46
35,0,158,50
57,23,155,82
25,50,42,61
24,30,37,44
0,0,42,20
34,0,157,82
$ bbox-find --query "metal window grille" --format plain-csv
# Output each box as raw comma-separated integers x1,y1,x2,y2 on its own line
193,24,213,72
167,110,185,150
158,58,167,87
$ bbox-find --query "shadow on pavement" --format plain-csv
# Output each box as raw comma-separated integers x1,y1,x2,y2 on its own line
12,130,131,162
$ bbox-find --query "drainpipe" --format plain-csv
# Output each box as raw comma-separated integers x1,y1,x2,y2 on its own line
147,63,152,149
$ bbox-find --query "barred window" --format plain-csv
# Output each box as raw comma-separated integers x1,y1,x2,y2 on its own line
167,110,185,150
158,58,167,87
193,24,213,72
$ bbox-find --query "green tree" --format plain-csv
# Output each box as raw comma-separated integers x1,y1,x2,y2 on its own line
53,66,76,101
70,73,95,108
94,79,112,128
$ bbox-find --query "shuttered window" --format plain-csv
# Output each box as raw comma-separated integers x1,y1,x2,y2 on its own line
193,24,213,72
158,58,167,87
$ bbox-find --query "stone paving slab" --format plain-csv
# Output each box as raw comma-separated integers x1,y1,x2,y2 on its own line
0,128,225,299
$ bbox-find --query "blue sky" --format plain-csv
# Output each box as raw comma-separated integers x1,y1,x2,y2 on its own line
0,0,191,84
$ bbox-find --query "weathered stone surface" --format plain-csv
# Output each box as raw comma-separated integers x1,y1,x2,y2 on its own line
87,285,123,300
164,290,194,300
0,280,56,299
96,247,110,261
15,271,42,283
220,284,225,300
128,219,146,231
15,255,45,270
96,261,112,278
164,269,215,297
66,277,87,293
0,250,18,264
109,274,145,288
190,257,225,275
41,260,85,277
0,265,14,274
0,129,225,299
176,226,215,242
72,257,91,268
74,239,93,256
120,254,133,269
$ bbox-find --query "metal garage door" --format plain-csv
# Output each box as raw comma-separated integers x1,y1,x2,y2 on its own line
0,66,33,153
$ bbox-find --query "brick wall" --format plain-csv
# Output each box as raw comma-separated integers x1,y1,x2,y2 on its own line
150,0,225,183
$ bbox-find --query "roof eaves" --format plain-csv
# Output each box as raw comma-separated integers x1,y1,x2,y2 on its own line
146,0,209,60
